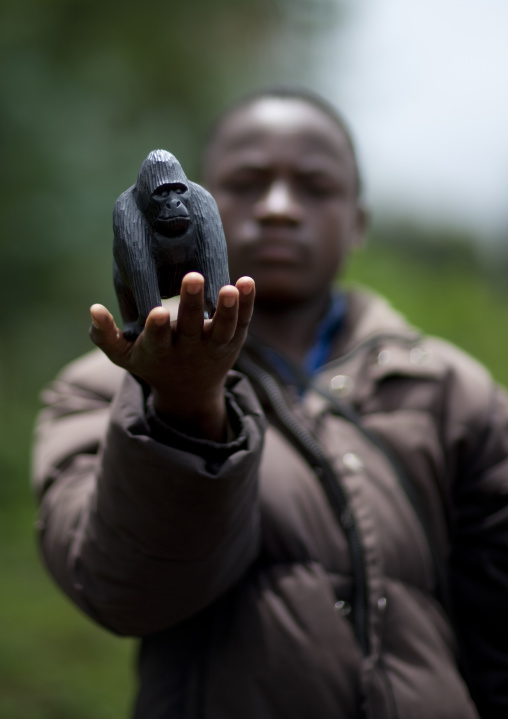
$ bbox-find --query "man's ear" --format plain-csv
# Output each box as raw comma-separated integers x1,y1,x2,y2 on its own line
351,202,369,250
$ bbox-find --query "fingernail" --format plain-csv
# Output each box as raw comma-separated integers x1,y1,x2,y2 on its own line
223,295,236,308
153,310,168,325
238,277,254,294
90,305,103,329
186,282,201,295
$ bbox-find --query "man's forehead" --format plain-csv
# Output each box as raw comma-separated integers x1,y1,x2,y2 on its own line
211,103,352,165
219,98,347,143
235,97,332,130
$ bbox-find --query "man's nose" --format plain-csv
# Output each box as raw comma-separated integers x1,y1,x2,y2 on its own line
254,180,303,223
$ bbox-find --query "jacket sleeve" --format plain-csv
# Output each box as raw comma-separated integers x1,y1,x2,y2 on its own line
439,343,508,718
32,350,266,636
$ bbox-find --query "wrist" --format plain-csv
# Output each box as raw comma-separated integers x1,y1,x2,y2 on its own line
151,388,227,442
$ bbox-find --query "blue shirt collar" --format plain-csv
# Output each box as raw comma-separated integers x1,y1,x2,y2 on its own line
255,292,347,390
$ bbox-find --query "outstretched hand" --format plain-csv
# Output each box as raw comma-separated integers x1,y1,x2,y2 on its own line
90,272,255,442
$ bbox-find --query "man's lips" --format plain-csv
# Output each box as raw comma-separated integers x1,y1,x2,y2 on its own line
245,233,308,264
249,244,303,263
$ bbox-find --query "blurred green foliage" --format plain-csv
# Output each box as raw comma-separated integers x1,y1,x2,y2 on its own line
345,221,508,386
2,1,508,717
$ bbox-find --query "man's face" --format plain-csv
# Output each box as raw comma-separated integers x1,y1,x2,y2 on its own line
204,98,365,306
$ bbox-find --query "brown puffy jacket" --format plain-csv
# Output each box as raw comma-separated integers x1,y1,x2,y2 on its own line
32,290,508,718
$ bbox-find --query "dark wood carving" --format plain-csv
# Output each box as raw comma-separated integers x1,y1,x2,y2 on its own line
113,149,230,340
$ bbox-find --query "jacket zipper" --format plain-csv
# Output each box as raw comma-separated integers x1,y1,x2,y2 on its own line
236,352,370,657
312,332,458,633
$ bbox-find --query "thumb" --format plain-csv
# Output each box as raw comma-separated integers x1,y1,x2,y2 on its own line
89,304,130,366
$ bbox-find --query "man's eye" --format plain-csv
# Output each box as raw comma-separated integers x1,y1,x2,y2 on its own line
304,183,342,198
224,178,264,195
309,186,332,197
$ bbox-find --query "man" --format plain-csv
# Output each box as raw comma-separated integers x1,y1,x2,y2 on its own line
33,88,508,718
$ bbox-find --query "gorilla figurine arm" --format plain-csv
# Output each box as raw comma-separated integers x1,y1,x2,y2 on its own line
113,187,162,340
189,180,230,319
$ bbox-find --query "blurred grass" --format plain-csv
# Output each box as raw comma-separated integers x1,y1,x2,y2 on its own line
0,270,134,717
0,505,135,719
345,228,508,387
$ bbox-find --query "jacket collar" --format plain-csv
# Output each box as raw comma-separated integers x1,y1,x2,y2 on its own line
329,287,420,361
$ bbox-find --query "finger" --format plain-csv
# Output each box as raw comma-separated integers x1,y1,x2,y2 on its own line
176,272,206,339
89,304,131,366
90,304,120,345
142,306,172,354
209,285,240,344
234,276,255,338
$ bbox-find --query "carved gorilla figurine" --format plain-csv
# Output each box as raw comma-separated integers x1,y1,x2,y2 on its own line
113,149,230,340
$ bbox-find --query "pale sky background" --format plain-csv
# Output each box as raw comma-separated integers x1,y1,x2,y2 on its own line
313,0,508,241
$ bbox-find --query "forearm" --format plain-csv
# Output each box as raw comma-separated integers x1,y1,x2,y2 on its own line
35,369,265,636
151,381,228,442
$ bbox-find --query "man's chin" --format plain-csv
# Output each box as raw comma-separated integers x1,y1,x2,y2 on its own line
253,284,316,311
